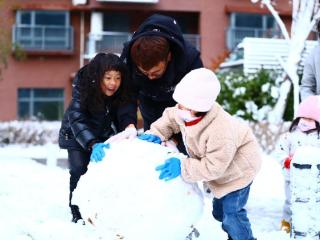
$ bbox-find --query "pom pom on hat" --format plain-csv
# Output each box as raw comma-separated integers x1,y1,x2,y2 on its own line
173,68,221,112
296,95,320,123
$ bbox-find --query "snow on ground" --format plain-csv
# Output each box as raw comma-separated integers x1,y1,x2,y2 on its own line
0,143,290,240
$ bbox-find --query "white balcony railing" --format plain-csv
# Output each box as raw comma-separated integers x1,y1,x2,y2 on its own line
86,31,132,58
85,31,201,58
12,25,74,51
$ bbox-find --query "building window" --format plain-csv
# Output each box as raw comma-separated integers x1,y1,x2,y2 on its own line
103,12,130,32
13,11,73,51
18,88,64,120
227,13,280,50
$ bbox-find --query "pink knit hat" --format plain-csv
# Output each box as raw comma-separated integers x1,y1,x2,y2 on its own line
173,68,221,112
296,95,320,123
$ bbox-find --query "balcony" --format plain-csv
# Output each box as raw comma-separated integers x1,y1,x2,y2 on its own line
12,25,74,52
85,31,200,58
226,27,282,50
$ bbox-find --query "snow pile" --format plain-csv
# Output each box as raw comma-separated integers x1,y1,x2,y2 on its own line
0,120,60,145
291,146,320,239
0,144,295,240
72,139,204,240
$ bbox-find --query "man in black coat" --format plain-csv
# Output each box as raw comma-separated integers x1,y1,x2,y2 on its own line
120,14,203,132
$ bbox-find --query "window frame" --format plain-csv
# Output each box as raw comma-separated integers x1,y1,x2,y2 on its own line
16,10,70,28
230,13,275,31
14,10,73,52
18,88,65,121
227,12,278,50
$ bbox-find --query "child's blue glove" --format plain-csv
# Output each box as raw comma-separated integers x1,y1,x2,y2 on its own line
155,157,181,181
138,133,161,144
90,143,110,162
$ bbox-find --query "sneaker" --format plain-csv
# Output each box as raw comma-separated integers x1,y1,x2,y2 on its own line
70,204,84,224
280,219,291,233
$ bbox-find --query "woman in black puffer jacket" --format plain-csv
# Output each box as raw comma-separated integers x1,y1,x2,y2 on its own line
58,53,136,223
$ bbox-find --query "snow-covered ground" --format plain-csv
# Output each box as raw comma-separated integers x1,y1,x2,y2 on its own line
0,142,290,240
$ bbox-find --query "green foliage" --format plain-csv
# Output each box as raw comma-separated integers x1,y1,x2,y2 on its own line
0,0,26,79
0,30,10,79
0,0,10,79
12,43,27,61
283,85,294,121
216,69,278,122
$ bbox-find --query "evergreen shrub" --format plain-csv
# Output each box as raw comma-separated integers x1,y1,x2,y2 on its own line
216,69,278,122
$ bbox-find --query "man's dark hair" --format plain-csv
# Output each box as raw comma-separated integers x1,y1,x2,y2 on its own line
130,36,170,70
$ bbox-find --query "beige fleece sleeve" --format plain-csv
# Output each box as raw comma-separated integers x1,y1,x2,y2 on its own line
181,136,238,182
147,107,181,141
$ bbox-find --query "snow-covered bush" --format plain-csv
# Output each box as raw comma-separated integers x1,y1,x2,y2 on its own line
0,119,289,154
217,69,278,122
249,120,291,154
0,121,60,145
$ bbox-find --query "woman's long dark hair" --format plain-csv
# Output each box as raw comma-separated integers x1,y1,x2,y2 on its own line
77,53,129,112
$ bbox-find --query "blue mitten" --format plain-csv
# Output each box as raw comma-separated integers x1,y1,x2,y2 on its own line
155,157,181,181
138,134,161,144
90,143,110,162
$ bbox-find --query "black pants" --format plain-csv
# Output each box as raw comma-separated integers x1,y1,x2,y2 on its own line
68,149,90,205
139,96,187,155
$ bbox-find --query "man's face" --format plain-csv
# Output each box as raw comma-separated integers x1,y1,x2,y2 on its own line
137,53,171,80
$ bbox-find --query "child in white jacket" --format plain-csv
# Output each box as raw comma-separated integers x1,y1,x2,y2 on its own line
275,95,320,233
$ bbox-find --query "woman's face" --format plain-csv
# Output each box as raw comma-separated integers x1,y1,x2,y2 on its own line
101,70,122,96
298,117,316,132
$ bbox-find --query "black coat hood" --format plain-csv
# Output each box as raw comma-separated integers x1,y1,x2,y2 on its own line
131,14,185,51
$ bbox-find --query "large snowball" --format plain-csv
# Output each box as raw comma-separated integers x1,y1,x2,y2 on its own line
72,139,204,240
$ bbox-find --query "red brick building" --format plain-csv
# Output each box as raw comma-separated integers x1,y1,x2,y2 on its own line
0,0,292,121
